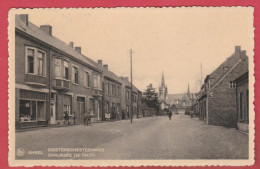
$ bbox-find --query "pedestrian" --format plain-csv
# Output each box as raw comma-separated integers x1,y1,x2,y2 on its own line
73,112,76,125
168,111,172,120
84,112,91,126
64,111,70,125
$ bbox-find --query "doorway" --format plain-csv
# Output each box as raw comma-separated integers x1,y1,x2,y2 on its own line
50,102,56,124
76,97,85,124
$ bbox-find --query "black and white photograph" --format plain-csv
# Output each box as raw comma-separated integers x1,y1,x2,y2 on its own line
8,7,254,166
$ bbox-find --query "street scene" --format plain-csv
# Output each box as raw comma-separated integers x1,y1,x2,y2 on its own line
10,7,253,165
16,115,248,160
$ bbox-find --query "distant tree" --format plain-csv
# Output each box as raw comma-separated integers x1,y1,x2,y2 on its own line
142,84,159,111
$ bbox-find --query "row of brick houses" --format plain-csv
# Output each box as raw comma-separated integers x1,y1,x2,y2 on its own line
15,14,142,129
193,46,249,132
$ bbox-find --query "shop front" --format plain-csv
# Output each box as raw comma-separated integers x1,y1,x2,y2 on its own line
16,89,48,129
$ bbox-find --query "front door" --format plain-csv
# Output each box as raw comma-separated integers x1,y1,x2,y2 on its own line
50,102,56,124
76,97,85,124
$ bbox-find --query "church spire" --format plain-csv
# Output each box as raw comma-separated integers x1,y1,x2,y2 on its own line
161,71,165,87
187,82,190,95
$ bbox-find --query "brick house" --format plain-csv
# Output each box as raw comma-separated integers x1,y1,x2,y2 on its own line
100,61,122,121
198,46,248,128
15,14,103,128
120,77,142,119
234,72,249,132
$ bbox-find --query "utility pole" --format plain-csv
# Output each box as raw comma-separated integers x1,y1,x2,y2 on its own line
130,49,133,124
200,63,203,87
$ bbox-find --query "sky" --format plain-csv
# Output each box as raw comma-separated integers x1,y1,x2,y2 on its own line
15,7,254,94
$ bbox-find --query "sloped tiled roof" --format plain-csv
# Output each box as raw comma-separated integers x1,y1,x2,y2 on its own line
15,15,102,72
102,67,122,84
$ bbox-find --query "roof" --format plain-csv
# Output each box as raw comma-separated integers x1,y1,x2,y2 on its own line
234,71,248,83
207,49,247,88
166,93,196,104
15,15,102,72
102,68,122,84
120,78,140,93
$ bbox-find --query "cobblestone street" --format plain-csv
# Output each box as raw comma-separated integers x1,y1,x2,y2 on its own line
15,115,248,160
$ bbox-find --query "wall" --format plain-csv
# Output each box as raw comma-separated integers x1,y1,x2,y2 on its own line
207,59,248,128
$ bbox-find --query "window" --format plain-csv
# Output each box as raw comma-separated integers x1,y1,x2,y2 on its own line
112,85,115,96
110,84,113,94
55,58,61,78
27,49,34,73
26,47,46,76
229,81,236,89
72,66,79,84
64,61,69,80
93,74,102,89
117,86,119,96
126,91,130,100
106,83,109,94
84,71,90,87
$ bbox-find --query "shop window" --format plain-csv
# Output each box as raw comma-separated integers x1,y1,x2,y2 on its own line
37,101,45,121
19,100,46,122
26,47,46,76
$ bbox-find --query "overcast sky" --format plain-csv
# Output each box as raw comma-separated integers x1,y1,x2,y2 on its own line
18,7,253,94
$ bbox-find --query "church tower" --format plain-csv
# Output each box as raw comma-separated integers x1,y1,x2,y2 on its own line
159,71,168,102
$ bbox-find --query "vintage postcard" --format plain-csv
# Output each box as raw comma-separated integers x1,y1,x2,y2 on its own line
8,7,254,167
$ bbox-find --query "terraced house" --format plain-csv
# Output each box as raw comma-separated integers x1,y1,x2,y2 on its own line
100,61,122,120
15,14,143,129
120,77,142,119
15,14,104,129
197,46,248,128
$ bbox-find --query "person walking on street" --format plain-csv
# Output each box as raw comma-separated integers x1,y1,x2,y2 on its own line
72,112,76,125
64,111,70,125
168,111,172,120
84,112,91,126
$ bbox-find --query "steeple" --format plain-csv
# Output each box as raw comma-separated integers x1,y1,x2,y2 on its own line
187,82,190,96
161,71,165,87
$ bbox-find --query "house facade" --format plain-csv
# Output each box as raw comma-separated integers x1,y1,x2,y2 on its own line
234,72,249,132
197,46,248,128
15,14,143,129
101,62,122,121
15,14,103,128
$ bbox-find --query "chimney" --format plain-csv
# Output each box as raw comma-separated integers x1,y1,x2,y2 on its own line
40,25,52,36
19,14,28,26
97,60,103,65
103,64,108,70
241,50,247,60
69,42,74,48
75,47,81,54
235,46,241,54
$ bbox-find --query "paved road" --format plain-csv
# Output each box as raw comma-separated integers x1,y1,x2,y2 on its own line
16,115,248,160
